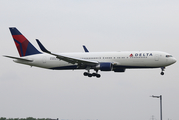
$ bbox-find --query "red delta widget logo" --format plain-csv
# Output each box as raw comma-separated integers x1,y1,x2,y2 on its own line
130,53,153,57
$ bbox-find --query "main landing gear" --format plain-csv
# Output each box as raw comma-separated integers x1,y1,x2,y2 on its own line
160,67,165,75
83,72,101,78
83,70,101,78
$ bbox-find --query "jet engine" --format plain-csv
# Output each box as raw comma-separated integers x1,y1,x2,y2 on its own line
113,66,126,72
96,62,113,71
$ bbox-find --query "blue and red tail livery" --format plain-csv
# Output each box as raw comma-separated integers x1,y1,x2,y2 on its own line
9,27,41,57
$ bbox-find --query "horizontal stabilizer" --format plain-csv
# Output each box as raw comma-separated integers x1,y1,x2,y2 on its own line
3,55,33,62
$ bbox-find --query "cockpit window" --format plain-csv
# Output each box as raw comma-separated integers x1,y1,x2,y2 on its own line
166,55,173,57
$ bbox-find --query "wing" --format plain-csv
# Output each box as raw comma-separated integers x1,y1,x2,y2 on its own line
36,39,98,66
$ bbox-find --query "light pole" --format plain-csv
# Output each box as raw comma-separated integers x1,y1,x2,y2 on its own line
151,95,162,120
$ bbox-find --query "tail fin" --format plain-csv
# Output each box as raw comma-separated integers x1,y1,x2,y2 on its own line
9,27,41,57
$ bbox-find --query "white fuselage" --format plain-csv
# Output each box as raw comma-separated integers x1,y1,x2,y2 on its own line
14,51,176,71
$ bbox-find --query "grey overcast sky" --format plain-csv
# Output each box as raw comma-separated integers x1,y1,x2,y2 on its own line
0,0,179,120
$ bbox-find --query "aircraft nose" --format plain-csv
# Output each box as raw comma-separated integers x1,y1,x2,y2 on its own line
173,57,177,63
170,57,177,64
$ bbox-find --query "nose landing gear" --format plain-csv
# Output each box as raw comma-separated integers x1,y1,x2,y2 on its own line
161,72,164,75
160,67,165,75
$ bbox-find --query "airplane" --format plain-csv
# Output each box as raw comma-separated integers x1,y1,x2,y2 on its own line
4,27,176,78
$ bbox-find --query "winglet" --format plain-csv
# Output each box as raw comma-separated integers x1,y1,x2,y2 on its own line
36,39,51,53
83,45,89,52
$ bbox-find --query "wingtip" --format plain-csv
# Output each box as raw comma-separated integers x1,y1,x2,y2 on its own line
36,39,51,53
83,45,89,52
9,27,16,29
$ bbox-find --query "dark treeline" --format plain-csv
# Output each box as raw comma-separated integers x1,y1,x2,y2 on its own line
0,117,54,120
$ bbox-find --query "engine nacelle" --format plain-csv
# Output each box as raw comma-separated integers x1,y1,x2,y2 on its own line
96,62,113,71
113,67,125,72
